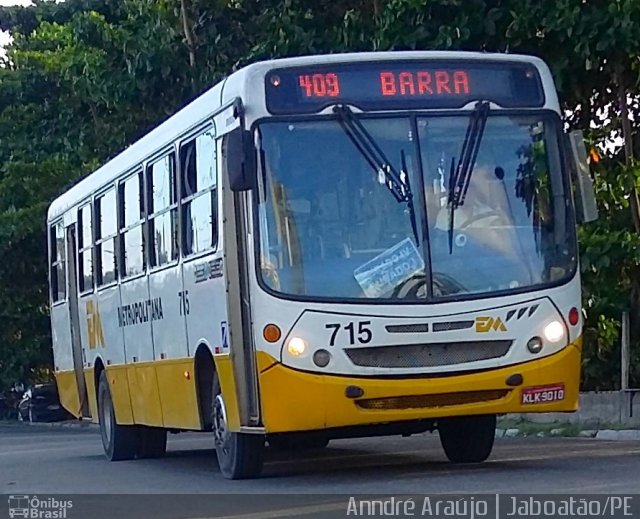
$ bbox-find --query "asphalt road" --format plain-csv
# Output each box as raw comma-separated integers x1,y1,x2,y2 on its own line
1,423,639,518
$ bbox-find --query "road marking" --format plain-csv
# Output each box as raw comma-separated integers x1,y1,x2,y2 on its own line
0,444,96,456
267,448,432,465
497,446,640,463
390,447,640,480
189,501,346,519
267,444,640,468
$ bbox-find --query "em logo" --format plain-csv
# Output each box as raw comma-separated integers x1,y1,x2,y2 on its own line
475,316,507,333
86,300,105,349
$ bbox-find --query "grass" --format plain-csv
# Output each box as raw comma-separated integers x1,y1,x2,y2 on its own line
498,418,586,437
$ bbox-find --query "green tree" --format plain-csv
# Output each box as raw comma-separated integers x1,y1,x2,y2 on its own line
1,0,640,391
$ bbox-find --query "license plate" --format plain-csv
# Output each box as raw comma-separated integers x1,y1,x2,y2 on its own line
521,383,565,405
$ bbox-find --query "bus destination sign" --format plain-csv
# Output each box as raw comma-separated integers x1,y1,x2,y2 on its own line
265,60,544,114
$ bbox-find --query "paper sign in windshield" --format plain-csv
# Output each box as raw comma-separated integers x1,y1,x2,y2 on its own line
354,238,425,298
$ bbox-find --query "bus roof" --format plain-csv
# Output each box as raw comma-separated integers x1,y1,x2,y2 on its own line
47,50,549,221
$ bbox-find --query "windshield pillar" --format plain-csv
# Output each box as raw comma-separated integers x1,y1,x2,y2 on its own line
410,114,434,299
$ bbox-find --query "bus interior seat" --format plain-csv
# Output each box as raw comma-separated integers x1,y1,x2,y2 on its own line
313,191,351,260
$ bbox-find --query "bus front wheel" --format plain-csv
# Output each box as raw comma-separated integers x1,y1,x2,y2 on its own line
212,375,264,479
438,414,496,463
98,371,138,461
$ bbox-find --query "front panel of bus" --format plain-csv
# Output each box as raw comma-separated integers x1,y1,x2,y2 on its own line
231,56,582,434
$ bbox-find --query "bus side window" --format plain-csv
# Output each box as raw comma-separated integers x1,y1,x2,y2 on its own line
95,187,118,286
180,128,218,256
49,221,66,302
147,153,178,266
78,203,94,293
118,171,145,278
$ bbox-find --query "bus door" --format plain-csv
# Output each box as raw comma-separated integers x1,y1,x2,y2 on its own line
65,224,90,417
220,119,261,428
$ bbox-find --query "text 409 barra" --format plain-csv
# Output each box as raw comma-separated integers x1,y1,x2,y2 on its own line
298,70,471,98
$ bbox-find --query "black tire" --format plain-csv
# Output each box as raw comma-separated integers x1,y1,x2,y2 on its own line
269,434,330,451
212,375,264,479
137,426,167,459
438,414,496,463
98,371,138,461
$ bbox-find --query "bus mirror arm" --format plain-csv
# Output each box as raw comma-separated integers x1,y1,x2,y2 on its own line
226,127,257,192
568,130,598,223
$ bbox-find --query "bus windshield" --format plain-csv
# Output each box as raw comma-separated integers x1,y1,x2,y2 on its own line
256,113,576,301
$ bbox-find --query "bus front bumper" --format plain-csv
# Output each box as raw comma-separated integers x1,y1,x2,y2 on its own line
257,340,582,433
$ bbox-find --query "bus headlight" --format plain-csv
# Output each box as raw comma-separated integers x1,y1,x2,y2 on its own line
287,336,307,357
543,321,565,343
313,349,331,367
527,336,543,354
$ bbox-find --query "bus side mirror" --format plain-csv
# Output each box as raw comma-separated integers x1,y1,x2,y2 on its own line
568,130,598,223
226,128,256,191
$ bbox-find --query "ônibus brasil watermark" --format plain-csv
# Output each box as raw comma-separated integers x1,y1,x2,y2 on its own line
7,496,72,519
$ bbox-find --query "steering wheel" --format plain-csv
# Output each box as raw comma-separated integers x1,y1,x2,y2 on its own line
459,210,504,229
391,274,427,299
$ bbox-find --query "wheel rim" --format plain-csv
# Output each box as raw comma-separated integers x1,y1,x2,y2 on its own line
212,394,230,456
99,390,113,447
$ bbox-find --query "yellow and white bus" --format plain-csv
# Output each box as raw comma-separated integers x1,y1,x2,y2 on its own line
48,51,597,479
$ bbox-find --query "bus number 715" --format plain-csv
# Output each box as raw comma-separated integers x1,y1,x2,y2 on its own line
325,321,372,346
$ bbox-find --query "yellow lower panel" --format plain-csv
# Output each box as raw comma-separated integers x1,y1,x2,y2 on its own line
214,355,241,432
126,365,163,427
155,360,200,430
92,358,208,430
105,365,135,425
84,368,97,423
54,371,81,418
258,342,582,433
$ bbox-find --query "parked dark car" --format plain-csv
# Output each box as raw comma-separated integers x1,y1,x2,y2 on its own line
17,383,71,423
0,394,12,419
0,387,23,419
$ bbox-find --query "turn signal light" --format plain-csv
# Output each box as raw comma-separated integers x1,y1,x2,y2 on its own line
568,307,580,326
263,324,282,343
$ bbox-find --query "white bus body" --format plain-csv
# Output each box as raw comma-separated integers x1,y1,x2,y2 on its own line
48,51,593,479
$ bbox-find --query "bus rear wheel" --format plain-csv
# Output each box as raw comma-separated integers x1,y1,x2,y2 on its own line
438,414,496,463
98,371,138,461
137,426,167,458
212,375,264,479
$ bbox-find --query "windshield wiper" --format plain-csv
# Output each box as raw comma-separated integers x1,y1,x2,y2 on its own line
447,101,490,253
333,104,419,245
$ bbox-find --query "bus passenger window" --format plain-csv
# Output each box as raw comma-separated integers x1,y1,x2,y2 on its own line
49,222,66,302
119,172,145,278
147,154,178,266
180,128,217,256
78,203,93,293
95,188,117,286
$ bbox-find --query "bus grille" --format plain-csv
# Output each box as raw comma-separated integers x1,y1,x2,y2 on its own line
356,389,510,410
385,323,429,333
344,340,512,368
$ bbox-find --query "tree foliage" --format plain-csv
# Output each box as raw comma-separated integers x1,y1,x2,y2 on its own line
0,0,639,390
